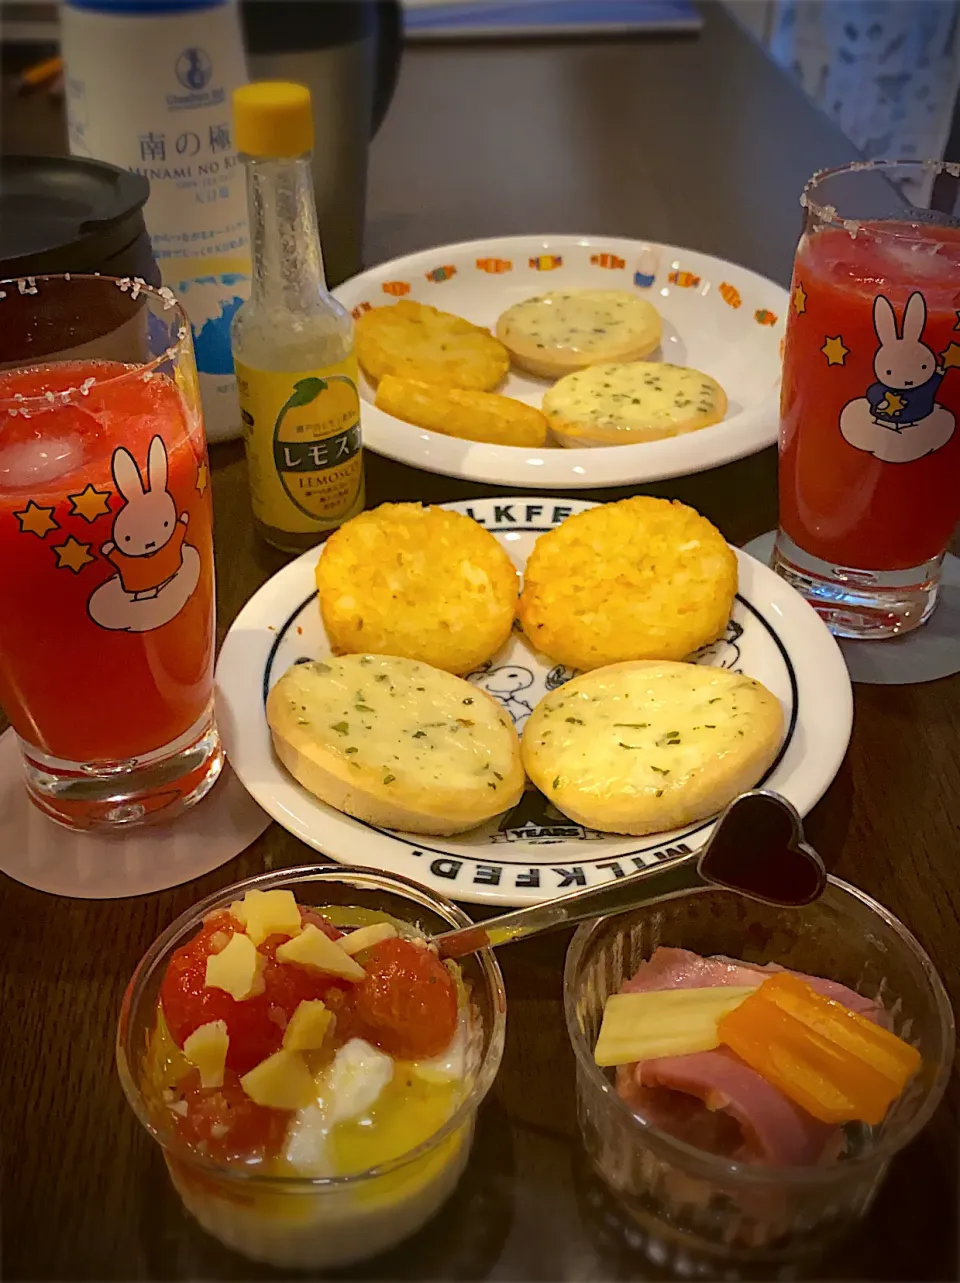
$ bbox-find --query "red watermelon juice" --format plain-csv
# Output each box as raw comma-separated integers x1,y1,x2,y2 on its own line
779,222,960,573
0,360,215,806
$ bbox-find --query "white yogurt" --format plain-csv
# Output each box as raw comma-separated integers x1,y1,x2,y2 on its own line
168,1019,478,1268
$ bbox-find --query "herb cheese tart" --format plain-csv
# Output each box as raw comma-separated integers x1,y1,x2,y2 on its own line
521,661,784,836
543,361,728,447
495,289,662,379
266,655,525,835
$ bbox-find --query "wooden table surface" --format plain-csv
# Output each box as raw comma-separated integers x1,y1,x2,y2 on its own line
2,6,958,1279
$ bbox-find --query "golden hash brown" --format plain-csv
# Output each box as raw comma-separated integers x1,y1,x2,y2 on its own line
355,300,509,391
375,375,548,448
316,502,519,674
518,497,737,670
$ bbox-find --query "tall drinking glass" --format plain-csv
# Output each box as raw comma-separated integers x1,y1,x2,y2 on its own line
773,160,960,637
0,275,222,829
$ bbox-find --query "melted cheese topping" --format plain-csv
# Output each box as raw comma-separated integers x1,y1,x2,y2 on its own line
543,362,725,432
498,290,659,356
525,665,777,800
276,655,516,797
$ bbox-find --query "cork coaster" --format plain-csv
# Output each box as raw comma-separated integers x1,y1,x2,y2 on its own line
0,728,271,898
743,533,960,686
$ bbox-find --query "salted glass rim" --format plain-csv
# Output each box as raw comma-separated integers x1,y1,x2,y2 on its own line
563,874,955,1188
0,273,190,410
116,864,507,1189
800,158,960,240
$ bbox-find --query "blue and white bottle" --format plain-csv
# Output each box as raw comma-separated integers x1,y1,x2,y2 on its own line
62,0,251,441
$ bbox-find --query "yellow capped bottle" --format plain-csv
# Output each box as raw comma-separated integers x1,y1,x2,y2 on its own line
231,82,363,551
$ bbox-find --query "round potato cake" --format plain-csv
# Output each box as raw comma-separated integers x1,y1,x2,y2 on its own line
317,502,518,674
355,299,509,391
518,497,737,669
521,661,783,836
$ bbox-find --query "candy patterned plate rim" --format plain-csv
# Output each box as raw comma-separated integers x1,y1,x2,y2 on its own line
333,234,788,489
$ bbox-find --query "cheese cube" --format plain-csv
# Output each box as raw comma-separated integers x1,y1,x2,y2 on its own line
338,922,398,957
182,1020,229,1088
240,1049,317,1110
231,888,303,946
204,931,266,1001
283,999,334,1051
276,924,365,982
594,986,758,1066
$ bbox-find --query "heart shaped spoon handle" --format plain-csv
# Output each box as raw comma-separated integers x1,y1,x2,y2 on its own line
433,790,826,961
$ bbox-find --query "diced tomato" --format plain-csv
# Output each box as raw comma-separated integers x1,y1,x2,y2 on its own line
160,909,349,1074
172,1068,289,1164
347,938,458,1059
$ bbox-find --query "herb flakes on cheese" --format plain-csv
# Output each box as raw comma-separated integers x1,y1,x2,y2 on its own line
543,361,727,446
521,660,783,837
267,655,525,836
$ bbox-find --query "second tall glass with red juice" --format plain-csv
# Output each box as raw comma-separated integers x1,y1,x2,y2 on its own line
773,161,960,637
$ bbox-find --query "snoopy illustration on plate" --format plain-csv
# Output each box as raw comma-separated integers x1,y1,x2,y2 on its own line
467,663,536,731
88,436,201,633
839,291,955,464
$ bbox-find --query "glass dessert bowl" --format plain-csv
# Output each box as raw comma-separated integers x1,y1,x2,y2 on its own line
117,866,506,1269
563,877,953,1274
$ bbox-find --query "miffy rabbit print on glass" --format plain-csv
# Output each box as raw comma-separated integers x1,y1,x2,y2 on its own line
839,292,956,463
89,437,202,632
773,160,960,640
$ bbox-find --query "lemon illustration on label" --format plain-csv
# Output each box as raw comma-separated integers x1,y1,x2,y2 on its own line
273,374,362,522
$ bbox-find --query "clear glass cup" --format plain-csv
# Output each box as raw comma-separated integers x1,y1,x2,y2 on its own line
772,159,960,638
563,877,954,1275
117,865,507,1270
0,274,221,829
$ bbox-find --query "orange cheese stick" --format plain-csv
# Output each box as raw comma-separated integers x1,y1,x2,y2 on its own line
718,972,921,1126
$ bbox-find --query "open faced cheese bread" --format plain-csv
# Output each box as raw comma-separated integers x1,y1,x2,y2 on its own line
496,290,661,379
542,361,727,447
521,661,783,836
267,654,524,836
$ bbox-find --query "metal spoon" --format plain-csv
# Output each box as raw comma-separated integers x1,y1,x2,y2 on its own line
434,789,826,960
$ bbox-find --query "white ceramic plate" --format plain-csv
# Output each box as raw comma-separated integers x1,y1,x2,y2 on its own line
333,235,787,489
217,498,852,907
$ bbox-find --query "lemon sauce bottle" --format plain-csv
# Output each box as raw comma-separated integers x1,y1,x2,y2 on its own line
231,82,364,552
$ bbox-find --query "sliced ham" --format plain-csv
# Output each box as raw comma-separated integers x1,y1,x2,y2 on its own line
616,1065,746,1158
713,955,882,1020
622,947,768,993
633,1051,838,1166
623,947,881,1020
613,947,883,1166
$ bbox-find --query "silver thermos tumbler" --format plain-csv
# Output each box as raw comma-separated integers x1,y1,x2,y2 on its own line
241,0,402,287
